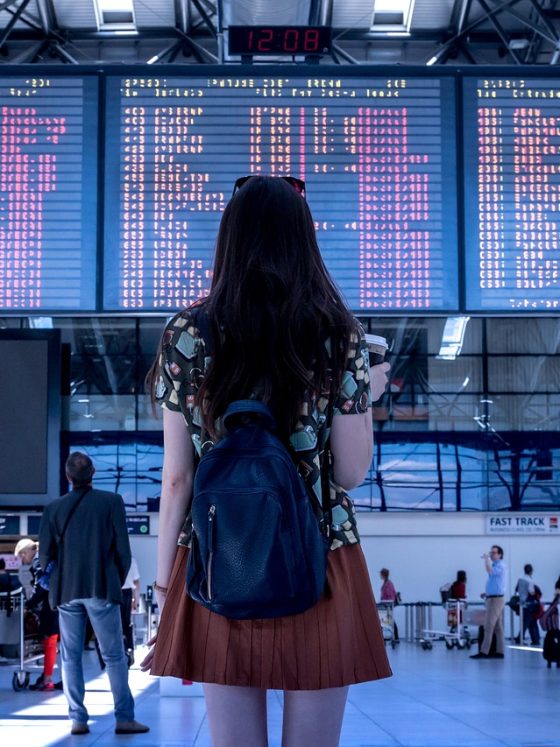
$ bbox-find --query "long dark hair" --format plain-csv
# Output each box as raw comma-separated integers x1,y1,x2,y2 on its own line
196,176,354,438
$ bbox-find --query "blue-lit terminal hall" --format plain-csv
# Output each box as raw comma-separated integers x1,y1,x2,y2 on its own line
0,1,560,746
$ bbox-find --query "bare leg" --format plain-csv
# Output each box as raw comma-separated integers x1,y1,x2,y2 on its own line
282,686,349,747
203,683,268,747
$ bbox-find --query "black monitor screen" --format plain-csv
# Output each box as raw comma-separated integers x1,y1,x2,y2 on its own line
464,76,560,312
0,330,60,507
104,72,459,312
0,76,98,312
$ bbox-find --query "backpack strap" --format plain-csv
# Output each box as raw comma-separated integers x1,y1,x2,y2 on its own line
319,377,335,539
189,304,213,451
56,486,92,547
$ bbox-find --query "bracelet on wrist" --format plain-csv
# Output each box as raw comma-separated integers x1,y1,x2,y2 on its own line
153,581,169,594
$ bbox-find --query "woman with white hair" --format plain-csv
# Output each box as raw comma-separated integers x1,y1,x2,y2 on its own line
14,538,61,691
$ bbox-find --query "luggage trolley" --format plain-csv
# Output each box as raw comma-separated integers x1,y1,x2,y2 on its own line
0,588,45,691
377,601,397,649
419,599,472,650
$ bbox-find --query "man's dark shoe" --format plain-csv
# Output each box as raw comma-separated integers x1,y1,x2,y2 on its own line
470,652,489,659
71,722,89,735
29,675,44,690
488,653,504,658
115,720,150,735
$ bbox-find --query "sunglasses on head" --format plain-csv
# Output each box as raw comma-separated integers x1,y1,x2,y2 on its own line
232,175,306,198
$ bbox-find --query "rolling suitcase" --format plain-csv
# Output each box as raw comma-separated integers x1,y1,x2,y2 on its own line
542,629,560,668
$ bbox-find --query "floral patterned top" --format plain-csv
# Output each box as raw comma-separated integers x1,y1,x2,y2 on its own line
155,305,372,551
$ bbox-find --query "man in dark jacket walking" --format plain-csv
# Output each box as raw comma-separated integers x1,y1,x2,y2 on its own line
39,452,149,736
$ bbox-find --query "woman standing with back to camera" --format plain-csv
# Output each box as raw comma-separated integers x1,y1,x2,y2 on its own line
142,176,392,746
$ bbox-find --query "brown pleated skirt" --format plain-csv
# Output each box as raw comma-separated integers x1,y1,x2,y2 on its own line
150,543,392,690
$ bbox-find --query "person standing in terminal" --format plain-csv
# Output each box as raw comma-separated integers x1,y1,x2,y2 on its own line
450,570,467,600
13,539,61,691
380,568,400,643
0,558,18,592
470,545,507,660
141,175,392,747
39,452,149,736
515,563,541,646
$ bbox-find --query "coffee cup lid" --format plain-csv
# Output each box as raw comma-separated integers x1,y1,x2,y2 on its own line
364,333,388,348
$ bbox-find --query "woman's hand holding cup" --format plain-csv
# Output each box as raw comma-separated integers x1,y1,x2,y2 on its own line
365,334,391,401
369,361,391,401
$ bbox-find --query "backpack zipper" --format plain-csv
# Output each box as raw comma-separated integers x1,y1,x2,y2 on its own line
207,504,216,601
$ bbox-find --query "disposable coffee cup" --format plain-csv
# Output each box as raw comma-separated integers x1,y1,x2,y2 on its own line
365,334,389,366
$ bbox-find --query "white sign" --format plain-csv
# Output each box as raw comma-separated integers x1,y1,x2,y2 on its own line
486,515,560,535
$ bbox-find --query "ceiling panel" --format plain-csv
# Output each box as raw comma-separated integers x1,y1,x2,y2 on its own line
332,0,374,28
49,0,97,28
411,0,456,31
221,0,311,27
134,0,175,29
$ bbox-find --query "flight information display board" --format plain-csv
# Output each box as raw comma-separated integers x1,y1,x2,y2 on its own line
464,76,560,311
104,73,459,312
0,76,98,311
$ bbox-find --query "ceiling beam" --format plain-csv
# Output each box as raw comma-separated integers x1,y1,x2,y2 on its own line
457,39,478,63
0,37,45,62
320,0,334,27
182,34,218,62
331,42,360,64
190,0,216,38
526,0,560,42
52,41,79,64
0,0,33,50
35,0,57,34
2,0,557,66
423,0,525,64
449,0,472,34
308,0,321,25
498,2,559,44
146,39,182,64
174,0,189,34
478,0,522,63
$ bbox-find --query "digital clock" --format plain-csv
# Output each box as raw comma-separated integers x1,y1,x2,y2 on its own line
228,26,332,56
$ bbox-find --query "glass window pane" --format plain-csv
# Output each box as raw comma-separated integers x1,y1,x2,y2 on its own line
488,356,560,393
68,394,136,431
67,438,163,512
489,394,560,431
486,318,560,354
53,318,137,354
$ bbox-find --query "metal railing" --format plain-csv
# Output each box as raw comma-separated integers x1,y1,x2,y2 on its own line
399,600,546,645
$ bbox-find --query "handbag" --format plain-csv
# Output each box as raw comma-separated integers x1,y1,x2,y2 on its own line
507,593,520,615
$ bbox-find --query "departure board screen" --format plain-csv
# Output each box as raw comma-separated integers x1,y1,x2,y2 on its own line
0,76,98,311
464,77,560,311
104,73,459,312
